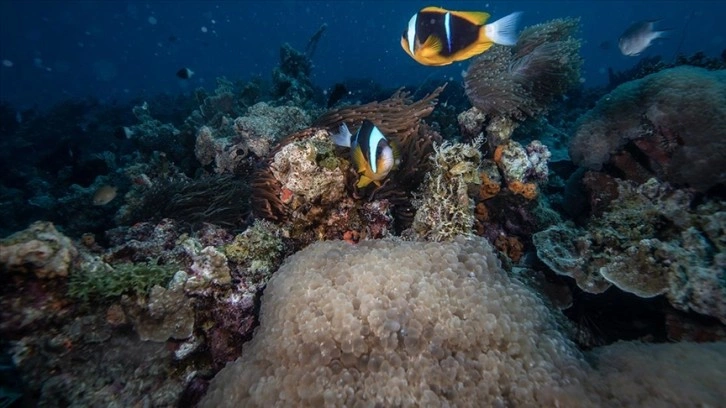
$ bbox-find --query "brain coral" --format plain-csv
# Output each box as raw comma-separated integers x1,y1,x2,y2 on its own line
201,237,594,407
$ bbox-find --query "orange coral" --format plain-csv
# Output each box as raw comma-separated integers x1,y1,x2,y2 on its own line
508,180,538,200
493,144,505,164
495,235,524,262
479,173,501,200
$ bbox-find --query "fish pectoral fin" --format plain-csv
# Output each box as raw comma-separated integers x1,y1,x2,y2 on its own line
418,35,444,57
351,146,369,174
450,10,490,26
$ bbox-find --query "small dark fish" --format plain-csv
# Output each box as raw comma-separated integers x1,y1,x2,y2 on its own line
619,20,668,56
114,126,134,139
326,83,347,108
168,35,178,43
599,40,611,51
176,67,194,79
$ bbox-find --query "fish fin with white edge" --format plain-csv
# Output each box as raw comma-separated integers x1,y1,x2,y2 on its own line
331,123,352,147
484,11,522,46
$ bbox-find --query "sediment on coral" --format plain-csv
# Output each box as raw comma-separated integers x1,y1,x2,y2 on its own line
116,174,250,229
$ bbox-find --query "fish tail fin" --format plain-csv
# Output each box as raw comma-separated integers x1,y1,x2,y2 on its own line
331,123,352,147
484,11,522,46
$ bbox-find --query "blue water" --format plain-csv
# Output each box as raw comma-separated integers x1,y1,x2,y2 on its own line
1,1,724,109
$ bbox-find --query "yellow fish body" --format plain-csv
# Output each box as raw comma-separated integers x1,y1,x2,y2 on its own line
401,7,522,66
331,120,399,188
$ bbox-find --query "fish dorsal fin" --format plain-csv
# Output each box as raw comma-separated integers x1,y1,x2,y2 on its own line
420,6,447,14
450,10,490,26
418,34,443,57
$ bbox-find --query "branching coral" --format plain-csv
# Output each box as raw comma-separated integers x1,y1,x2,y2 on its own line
569,66,726,192
409,136,483,241
68,259,178,303
464,18,582,123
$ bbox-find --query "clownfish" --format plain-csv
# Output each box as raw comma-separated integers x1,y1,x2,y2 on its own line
331,120,399,188
401,7,522,66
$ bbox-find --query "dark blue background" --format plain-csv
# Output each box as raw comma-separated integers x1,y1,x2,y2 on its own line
1,1,724,109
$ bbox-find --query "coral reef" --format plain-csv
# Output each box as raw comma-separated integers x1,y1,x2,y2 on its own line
0,221,78,279
409,136,483,241
194,102,311,174
314,85,445,148
272,43,315,106
200,237,726,407
533,176,726,323
569,66,726,192
1,218,265,406
251,87,445,245
464,18,582,142
200,237,592,407
224,219,285,281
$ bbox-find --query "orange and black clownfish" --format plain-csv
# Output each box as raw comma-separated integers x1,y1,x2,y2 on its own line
401,7,522,66
331,120,399,188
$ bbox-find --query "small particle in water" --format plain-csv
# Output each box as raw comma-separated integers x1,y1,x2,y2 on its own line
148,16,157,25
2,59,12,67
93,185,118,206
201,26,208,33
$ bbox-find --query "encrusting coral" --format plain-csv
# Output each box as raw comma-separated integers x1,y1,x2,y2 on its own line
0,221,78,279
200,237,726,407
569,66,726,192
224,219,285,281
533,176,726,323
